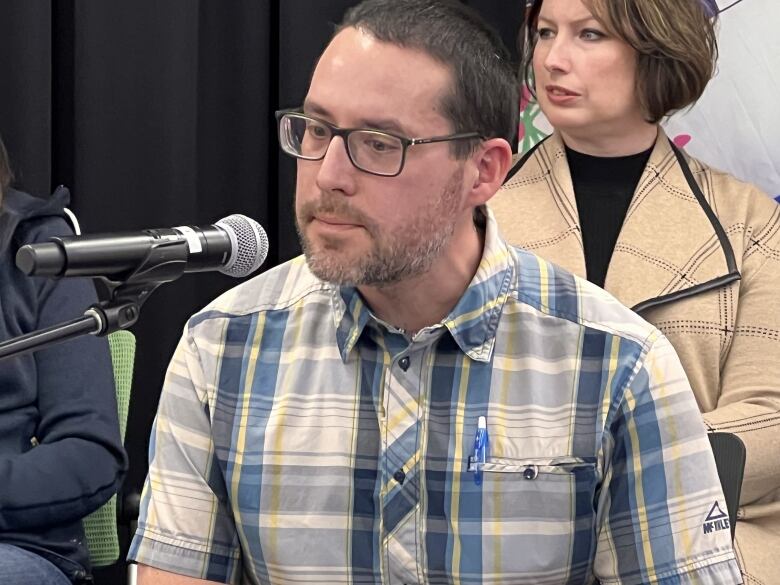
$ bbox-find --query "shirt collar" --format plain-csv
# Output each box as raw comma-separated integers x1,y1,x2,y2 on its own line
331,206,515,363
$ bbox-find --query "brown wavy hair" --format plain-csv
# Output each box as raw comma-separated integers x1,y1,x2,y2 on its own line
519,0,718,123
0,134,13,204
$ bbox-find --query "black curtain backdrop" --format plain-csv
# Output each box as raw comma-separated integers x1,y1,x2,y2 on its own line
0,2,522,582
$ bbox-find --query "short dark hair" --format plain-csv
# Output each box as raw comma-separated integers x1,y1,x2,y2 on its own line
520,0,718,124
0,134,13,202
337,0,519,157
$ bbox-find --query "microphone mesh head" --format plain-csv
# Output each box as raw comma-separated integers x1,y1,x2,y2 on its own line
215,214,269,277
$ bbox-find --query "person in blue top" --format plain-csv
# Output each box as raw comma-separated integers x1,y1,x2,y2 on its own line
0,133,128,584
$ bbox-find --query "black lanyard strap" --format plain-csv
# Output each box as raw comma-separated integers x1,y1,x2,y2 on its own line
667,137,739,276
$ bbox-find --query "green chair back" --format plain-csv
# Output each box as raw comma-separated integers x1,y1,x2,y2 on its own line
83,330,136,567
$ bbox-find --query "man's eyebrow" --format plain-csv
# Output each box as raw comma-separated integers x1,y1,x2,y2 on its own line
302,100,330,118
354,117,409,136
302,100,411,136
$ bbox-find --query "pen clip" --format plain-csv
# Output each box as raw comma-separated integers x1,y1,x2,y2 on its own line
470,415,488,485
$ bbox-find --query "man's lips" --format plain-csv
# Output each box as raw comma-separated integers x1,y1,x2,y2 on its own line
311,216,363,231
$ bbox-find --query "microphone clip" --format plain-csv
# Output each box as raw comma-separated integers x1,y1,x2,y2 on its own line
90,237,192,335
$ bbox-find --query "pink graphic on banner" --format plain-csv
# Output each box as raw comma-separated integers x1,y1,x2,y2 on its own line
673,134,692,148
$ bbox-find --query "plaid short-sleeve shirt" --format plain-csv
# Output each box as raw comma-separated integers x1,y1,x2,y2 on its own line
129,210,741,585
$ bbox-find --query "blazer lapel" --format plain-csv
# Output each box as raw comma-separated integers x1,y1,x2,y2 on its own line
604,131,735,310
491,133,587,279
491,130,735,311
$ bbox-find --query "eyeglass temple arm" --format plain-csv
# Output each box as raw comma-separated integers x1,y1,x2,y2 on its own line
409,132,484,146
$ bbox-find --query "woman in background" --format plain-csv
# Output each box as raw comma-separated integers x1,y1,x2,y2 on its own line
0,134,127,584
490,0,780,583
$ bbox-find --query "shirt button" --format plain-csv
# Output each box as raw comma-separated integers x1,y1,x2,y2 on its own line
399,356,410,371
393,469,406,484
523,465,538,480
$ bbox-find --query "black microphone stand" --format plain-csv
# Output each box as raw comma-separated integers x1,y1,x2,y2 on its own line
0,238,190,361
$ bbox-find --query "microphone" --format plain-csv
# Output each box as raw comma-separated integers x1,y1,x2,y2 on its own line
16,214,269,279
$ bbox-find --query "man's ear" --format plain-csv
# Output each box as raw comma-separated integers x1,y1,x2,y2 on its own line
466,138,513,207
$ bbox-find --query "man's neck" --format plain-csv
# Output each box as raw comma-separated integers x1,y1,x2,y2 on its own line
358,212,485,336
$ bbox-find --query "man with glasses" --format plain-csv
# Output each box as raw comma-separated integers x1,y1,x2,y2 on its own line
129,1,740,583
276,109,483,177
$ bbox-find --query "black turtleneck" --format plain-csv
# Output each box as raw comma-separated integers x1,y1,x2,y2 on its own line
565,144,653,288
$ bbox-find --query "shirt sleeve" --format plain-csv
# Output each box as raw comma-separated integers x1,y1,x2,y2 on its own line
128,325,243,583
594,332,743,585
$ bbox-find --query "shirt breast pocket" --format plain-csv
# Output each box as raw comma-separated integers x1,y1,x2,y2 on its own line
476,456,599,575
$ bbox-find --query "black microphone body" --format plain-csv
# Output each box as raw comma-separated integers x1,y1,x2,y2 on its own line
16,215,268,279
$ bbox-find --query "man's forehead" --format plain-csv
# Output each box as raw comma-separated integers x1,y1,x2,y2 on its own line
306,27,453,131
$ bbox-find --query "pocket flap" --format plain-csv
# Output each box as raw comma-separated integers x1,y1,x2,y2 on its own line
478,456,596,478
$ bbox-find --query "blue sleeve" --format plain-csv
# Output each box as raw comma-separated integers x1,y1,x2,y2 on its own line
594,333,741,584
0,217,128,531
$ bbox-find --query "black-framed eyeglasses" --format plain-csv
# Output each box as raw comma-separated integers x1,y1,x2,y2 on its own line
275,109,483,177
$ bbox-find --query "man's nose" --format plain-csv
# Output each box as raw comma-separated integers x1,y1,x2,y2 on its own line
315,136,357,196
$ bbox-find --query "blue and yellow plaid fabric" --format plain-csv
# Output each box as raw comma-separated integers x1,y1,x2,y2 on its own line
130,210,741,584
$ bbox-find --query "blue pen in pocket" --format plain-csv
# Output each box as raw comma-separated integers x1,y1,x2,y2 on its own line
470,415,489,486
